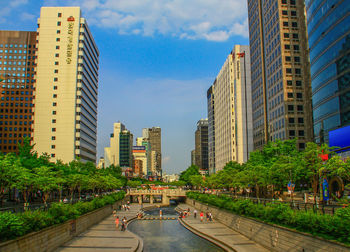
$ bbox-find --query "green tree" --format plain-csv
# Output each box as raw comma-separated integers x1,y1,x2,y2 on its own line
179,165,200,184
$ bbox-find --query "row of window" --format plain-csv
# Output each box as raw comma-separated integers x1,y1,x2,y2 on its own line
0,55,31,59
0,108,32,113
0,103,33,107
0,127,30,131
0,44,34,48
1,84,34,88
0,67,35,71
2,90,33,95
1,96,32,101
0,133,29,138
0,115,31,119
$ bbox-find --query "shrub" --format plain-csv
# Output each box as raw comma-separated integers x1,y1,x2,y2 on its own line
186,192,350,245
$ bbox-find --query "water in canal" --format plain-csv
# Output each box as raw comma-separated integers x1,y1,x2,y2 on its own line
127,206,224,252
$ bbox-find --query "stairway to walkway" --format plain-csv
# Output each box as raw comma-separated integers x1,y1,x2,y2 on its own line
55,204,143,252
177,204,268,252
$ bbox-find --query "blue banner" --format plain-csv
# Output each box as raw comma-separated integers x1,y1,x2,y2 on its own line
323,178,329,201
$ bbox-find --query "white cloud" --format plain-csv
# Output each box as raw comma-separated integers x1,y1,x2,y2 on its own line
21,12,36,21
47,0,248,41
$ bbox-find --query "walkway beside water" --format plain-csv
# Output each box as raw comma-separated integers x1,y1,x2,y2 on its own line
177,204,268,252
55,204,144,252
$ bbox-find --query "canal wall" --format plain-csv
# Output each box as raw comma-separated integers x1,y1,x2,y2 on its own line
0,197,130,252
186,198,350,252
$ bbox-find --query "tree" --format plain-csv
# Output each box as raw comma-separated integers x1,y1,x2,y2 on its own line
189,175,204,189
179,165,200,184
33,166,58,204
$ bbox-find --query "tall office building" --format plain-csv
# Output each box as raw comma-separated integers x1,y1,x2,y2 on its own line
33,7,99,163
0,31,36,154
191,149,196,166
119,130,133,167
104,122,125,167
210,46,253,172
143,127,162,176
194,118,209,172
132,146,147,176
207,84,216,174
305,0,350,144
247,0,313,150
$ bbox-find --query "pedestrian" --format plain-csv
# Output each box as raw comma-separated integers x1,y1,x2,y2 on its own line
121,217,127,231
200,211,204,222
113,210,117,218
194,209,197,219
209,212,212,221
206,212,209,221
127,205,130,211
159,209,162,219
115,216,119,230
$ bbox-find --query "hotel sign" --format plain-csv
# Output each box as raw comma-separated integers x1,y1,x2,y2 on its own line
66,16,75,64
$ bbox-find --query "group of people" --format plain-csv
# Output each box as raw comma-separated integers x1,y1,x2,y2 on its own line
179,208,213,222
113,210,128,231
179,207,191,218
121,201,131,211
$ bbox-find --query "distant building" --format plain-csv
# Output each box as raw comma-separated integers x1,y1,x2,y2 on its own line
97,157,105,169
119,130,133,168
191,149,196,165
305,0,350,144
33,7,99,163
163,174,179,183
143,127,162,176
133,159,143,177
195,119,208,172
104,122,125,167
0,31,37,154
132,145,147,176
207,84,216,174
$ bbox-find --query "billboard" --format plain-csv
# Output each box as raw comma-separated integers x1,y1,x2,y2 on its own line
329,125,350,151
133,146,146,151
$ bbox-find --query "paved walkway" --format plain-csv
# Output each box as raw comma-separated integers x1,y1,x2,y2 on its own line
55,204,143,252
177,204,268,252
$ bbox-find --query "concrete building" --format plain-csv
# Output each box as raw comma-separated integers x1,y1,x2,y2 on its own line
104,122,125,167
194,119,208,172
143,127,162,176
33,7,99,163
119,130,133,168
97,157,105,169
191,149,196,165
0,31,36,154
211,45,253,172
132,145,147,176
133,159,143,177
305,0,350,144
247,0,313,150
207,83,215,174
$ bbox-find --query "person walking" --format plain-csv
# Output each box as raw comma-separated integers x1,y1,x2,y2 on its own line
200,211,204,222
115,216,120,230
193,209,197,219
121,217,127,231
209,212,212,221
159,209,163,219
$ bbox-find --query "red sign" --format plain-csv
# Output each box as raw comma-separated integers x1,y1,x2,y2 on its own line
237,52,245,58
319,154,329,161
67,16,75,21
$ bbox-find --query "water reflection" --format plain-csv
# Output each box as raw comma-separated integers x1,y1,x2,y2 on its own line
128,207,224,252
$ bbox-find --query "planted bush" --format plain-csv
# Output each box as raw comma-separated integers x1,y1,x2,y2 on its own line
187,192,350,244
0,191,125,242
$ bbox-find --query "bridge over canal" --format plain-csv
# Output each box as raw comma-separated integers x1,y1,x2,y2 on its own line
127,189,186,205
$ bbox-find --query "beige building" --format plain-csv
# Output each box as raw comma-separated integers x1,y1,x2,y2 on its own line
247,0,313,150
104,122,125,167
33,7,99,163
211,45,253,172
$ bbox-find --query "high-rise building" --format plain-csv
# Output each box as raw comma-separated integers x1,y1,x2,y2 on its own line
207,84,216,174
0,31,36,154
143,127,162,176
33,7,99,163
210,46,253,172
119,130,133,167
194,118,208,172
305,0,350,144
247,0,313,150
104,122,125,167
191,149,196,166
132,145,147,176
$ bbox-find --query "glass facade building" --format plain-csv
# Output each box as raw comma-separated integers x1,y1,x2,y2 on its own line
306,0,350,143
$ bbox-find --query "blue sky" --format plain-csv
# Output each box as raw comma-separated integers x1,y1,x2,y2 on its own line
1,0,249,174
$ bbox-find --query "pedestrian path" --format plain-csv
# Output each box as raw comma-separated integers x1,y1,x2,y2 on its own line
177,204,268,252
55,204,143,252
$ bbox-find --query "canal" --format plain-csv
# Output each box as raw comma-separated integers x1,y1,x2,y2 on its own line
127,206,224,252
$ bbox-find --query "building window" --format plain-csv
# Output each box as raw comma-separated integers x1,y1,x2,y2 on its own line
53,86,58,90
288,118,295,123
55,53,59,57
52,119,56,123
284,33,289,38
53,94,57,98
56,46,60,49
283,22,289,27
295,68,301,74
298,117,304,123
287,92,293,98
294,56,300,62
57,21,61,26
289,130,295,136
51,153,55,157
52,128,56,132
291,11,297,16
296,93,302,99
294,45,300,51
57,30,60,34
51,145,55,149
53,102,57,106
282,0,287,4
287,80,293,86
299,143,305,149
288,105,294,111
292,22,298,28
297,105,303,111
52,111,56,115
52,136,56,140
292,33,299,39
58,13,62,17
298,130,304,136
296,80,302,86
286,68,292,74
56,38,60,42
285,56,291,62
290,0,296,5
285,44,290,50
54,69,58,73
55,61,59,65
54,78,58,82
282,10,288,15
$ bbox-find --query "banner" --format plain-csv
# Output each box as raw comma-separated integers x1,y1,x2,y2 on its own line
323,178,329,201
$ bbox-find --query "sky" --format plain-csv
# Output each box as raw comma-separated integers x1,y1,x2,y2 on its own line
1,0,249,174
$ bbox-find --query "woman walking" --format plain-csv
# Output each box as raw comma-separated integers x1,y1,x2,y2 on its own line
115,216,119,230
